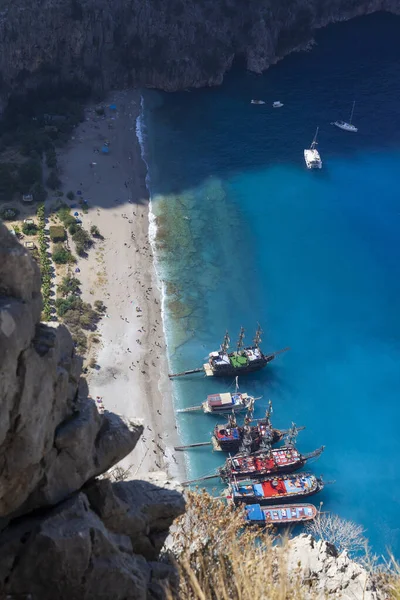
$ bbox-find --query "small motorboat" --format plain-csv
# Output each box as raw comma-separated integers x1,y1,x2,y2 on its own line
228,472,325,505
245,503,317,525
273,101,284,108
251,100,265,105
304,127,322,169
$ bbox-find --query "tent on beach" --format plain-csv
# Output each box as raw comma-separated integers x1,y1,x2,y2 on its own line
101,145,109,154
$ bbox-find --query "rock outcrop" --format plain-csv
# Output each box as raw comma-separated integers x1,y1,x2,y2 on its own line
0,0,399,108
0,222,185,599
286,534,383,599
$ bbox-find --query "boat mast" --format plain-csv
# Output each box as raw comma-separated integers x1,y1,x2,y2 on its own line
253,324,263,348
349,100,355,125
221,330,230,353
265,399,273,424
236,327,245,353
286,422,299,447
311,127,319,150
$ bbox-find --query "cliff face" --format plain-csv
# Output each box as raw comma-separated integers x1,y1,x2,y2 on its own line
0,222,185,599
0,0,399,108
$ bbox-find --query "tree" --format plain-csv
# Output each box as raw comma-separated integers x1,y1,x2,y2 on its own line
57,275,81,297
46,170,61,190
305,512,367,557
52,244,75,264
66,191,75,200
22,222,38,236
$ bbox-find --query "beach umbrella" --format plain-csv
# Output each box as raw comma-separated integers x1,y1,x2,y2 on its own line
75,268,80,273
74,211,79,216
109,104,117,110
77,190,82,195
101,146,109,154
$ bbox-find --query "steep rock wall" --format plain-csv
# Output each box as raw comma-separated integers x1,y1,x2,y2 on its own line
0,0,399,108
0,222,185,598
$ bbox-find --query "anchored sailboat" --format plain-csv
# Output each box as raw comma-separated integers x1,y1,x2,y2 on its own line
332,101,358,132
304,127,322,169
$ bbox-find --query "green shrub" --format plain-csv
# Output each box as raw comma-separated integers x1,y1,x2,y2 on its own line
66,191,75,200
55,295,81,316
94,299,106,312
22,222,38,236
46,170,61,190
49,225,66,242
52,244,75,264
90,225,103,238
71,329,87,353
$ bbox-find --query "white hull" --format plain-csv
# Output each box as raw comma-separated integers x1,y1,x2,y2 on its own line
333,121,358,132
304,149,322,169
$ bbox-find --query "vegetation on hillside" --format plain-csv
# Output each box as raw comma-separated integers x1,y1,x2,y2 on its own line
168,491,398,600
36,203,53,321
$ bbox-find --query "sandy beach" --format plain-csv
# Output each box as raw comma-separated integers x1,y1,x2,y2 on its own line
57,90,184,479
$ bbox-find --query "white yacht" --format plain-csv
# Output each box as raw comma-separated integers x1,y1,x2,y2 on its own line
304,127,322,169
273,101,284,108
251,99,265,105
332,101,358,132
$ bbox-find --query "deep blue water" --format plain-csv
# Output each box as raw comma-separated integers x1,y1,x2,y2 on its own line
143,13,400,556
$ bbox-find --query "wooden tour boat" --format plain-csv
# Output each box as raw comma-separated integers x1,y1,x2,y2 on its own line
218,443,324,482
169,325,289,378
245,503,318,526
211,400,304,453
228,472,325,505
177,377,258,415
174,400,305,454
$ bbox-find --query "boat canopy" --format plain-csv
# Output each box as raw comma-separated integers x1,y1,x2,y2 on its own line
208,393,234,407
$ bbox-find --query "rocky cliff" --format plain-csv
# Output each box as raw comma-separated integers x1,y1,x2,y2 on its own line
0,222,185,599
0,0,399,108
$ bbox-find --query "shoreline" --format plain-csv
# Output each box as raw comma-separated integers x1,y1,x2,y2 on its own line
57,89,185,480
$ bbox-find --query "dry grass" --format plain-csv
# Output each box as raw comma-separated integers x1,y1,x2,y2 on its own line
166,491,312,600
164,492,399,600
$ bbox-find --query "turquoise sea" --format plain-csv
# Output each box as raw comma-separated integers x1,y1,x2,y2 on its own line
141,13,400,556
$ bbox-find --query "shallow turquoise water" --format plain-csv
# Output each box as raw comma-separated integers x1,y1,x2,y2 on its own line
143,13,400,555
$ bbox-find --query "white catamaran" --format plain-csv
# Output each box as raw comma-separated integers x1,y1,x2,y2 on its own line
304,127,322,169
332,101,358,132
